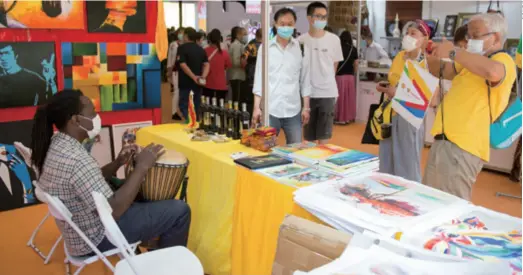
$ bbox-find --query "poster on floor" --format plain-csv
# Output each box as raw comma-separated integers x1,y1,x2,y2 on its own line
86,0,146,33
0,120,39,212
61,42,161,112
0,0,84,29
83,127,114,167
111,121,153,178
0,42,58,109
391,60,438,129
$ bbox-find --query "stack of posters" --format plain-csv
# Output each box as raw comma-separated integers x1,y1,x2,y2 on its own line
288,144,348,166
271,142,318,158
398,205,522,274
257,163,342,188
296,244,511,275
294,173,468,235
234,154,291,170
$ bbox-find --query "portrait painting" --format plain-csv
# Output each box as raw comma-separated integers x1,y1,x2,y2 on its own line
111,121,152,178
0,120,38,211
0,0,84,29
86,0,146,33
0,42,58,109
62,42,161,112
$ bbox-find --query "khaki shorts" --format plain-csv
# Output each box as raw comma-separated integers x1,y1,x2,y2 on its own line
422,140,483,201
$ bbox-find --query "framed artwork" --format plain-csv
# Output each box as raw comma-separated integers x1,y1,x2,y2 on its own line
0,120,39,211
86,0,146,33
457,13,477,27
111,121,153,178
0,42,58,109
0,0,84,29
84,127,114,167
443,15,458,37
423,19,439,38
61,42,161,112
505,39,519,58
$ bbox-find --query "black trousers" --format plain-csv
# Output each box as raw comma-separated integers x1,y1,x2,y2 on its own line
202,88,227,103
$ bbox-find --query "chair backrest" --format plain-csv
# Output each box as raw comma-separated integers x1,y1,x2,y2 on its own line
44,193,115,271
32,181,47,203
92,191,141,275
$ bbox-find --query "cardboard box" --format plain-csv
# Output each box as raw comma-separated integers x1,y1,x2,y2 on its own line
272,215,352,275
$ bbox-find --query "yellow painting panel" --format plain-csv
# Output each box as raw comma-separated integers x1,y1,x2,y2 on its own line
127,55,143,64
2,1,85,29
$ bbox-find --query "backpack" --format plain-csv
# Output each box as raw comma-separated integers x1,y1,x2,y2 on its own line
371,94,394,141
488,51,522,149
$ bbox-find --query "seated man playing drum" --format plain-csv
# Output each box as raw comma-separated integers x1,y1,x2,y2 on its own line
30,89,191,257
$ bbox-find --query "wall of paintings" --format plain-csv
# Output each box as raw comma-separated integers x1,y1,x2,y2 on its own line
0,1,163,211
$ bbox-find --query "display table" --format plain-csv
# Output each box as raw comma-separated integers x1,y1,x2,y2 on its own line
136,124,263,275
231,167,320,275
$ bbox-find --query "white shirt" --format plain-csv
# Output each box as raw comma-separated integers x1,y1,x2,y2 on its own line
167,41,180,83
253,38,311,118
363,41,390,63
298,32,344,98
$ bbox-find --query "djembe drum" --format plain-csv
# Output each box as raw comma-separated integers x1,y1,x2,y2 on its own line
126,150,189,201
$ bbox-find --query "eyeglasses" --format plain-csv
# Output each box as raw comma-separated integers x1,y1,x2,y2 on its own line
312,14,328,20
465,32,494,40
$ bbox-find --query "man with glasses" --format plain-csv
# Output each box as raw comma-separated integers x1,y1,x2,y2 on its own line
424,13,516,200
298,2,343,145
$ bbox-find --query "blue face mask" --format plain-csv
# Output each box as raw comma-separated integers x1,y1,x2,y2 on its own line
277,26,294,40
360,40,367,49
313,20,327,30
178,34,184,41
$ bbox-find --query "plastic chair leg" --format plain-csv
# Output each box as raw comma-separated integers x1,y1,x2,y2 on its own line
28,212,62,264
44,235,63,264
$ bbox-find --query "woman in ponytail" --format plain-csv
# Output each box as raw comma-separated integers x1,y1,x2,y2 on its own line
334,30,358,125
203,29,232,102
30,89,83,175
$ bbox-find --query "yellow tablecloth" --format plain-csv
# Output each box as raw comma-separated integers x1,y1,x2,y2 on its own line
136,124,263,275
231,167,320,275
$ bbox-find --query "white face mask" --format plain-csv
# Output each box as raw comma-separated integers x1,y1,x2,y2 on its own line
79,114,102,139
402,35,418,52
467,39,487,55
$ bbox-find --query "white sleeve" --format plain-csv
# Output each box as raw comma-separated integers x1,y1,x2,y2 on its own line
377,44,390,61
252,44,263,97
332,36,344,63
300,45,311,98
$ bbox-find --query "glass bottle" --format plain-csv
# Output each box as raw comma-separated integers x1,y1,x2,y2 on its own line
240,103,250,132
210,97,218,133
218,98,226,135
232,102,241,140
198,95,206,130
226,100,234,138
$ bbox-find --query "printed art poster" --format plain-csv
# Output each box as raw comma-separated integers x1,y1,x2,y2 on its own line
391,60,439,129
0,42,58,108
112,121,152,178
86,0,146,33
0,0,84,29
0,120,38,211
400,205,522,274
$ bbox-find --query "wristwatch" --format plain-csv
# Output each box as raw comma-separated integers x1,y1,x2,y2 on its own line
449,49,457,61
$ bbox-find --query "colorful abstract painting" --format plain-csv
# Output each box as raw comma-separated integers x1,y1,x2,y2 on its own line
280,170,342,188
257,163,310,179
0,120,38,211
62,42,161,112
325,150,377,167
400,206,522,274
290,144,348,164
271,142,317,157
391,60,438,129
0,0,84,29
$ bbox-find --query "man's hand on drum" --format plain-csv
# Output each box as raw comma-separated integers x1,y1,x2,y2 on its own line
134,143,166,171
116,144,140,167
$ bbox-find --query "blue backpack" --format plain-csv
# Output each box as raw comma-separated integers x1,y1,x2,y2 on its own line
488,52,522,149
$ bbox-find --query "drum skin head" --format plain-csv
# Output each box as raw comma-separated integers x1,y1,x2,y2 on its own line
156,150,187,166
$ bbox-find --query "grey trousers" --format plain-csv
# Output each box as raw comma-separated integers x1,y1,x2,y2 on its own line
88,199,191,255
379,115,425,182
423,140,483,201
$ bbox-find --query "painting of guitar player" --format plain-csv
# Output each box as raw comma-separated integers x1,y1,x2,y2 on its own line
87,0,146,33
0,120,38,211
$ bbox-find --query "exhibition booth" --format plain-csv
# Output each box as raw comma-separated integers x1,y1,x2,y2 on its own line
0,1,521,275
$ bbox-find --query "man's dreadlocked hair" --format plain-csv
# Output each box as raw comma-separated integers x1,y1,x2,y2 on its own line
30,89,84,175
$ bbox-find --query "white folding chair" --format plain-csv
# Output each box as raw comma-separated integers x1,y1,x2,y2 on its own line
27,182,63,264
44,193,136,275
92,191,204,275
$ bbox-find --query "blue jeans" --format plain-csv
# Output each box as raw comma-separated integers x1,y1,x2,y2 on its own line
179,87,202,120
269,112,302,144
88,200,191,255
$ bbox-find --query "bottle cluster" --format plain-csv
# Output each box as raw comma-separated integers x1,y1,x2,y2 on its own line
198,96,250,140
